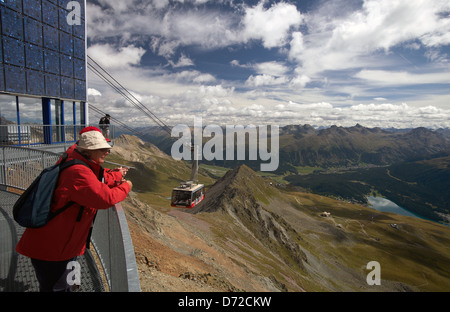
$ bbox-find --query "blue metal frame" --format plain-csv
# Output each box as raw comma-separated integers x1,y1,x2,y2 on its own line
42,97,52,144
15,95,22,145
60,100,66,143
73,101,77,142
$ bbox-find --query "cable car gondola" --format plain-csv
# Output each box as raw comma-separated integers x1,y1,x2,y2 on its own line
170,181,204,208
170,144,205,209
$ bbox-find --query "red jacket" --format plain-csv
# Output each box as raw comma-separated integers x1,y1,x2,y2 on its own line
16,148,131,261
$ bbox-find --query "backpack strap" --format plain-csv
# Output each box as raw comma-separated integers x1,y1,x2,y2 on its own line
48,200,77,221
76,206,85,222
85,211,97,250
60,152,69,163
59,158,90,171
49,159,92,223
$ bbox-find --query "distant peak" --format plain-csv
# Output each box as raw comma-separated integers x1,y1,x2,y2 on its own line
191,164,275,214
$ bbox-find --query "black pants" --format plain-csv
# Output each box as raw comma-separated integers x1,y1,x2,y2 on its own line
31,257,78,292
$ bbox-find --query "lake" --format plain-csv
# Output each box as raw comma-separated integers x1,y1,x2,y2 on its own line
367,196,419,218
367,196,448,226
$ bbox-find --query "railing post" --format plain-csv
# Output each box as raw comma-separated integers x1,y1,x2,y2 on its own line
1,148,6,190
18,125,21,146
27,126,30,148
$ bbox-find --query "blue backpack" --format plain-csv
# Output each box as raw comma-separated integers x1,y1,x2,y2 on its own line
13,156,90,228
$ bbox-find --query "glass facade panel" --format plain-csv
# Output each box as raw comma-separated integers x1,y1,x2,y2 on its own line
58,7,72,33
24,16,43,46
73,58,85,79
3,37,25,66
0,94,18,123
61,54,73,77
44,49,60,74
73,17,85,39
19,96,43,124
3,0,23,13
26,69,45,95
73,37,84,59
23,0,42,20
0,63,4,91
4,64,25,93
64,100,74,125
51,99,61,124
61,76,74,99
1,6,23,40
43,24,59,51
45,73,60,97
25,43,44,71
76,101,85,125
42,1,58,28
74,78,85,100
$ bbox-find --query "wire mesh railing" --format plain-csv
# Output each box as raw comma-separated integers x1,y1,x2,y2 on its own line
0,146,60,191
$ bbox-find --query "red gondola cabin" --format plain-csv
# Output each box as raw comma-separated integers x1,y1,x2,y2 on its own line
170,182,205,208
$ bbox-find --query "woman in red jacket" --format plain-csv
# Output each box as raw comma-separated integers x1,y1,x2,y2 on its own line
16,129,132,292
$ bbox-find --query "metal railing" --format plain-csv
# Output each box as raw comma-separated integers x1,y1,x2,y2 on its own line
0,124,115,147
91,204,141,292
0,146,60,190
0,145,140,292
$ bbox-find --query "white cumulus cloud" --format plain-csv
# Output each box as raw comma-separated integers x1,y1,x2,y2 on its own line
87,44,146,69
243,2,304,48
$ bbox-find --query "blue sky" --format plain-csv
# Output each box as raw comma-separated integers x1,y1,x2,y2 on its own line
86,0,450,129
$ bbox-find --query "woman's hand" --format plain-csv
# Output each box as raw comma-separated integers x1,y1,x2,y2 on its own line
115,166,130,177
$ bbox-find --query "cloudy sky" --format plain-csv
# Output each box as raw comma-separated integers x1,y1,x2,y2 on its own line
85,0,450,129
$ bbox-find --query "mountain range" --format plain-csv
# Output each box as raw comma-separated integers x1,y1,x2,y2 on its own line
137,124,450,173
107,134,450,292
278,124,450,169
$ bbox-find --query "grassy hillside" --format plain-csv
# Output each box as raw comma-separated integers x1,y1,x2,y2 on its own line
278,191,450,291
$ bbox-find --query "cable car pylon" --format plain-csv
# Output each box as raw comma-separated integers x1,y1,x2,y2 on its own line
170,144,205,209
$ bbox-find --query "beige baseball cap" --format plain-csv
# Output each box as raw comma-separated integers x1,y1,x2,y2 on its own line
78,130,112,150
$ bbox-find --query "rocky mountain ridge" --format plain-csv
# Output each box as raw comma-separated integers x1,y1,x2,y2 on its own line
193,165,308,273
